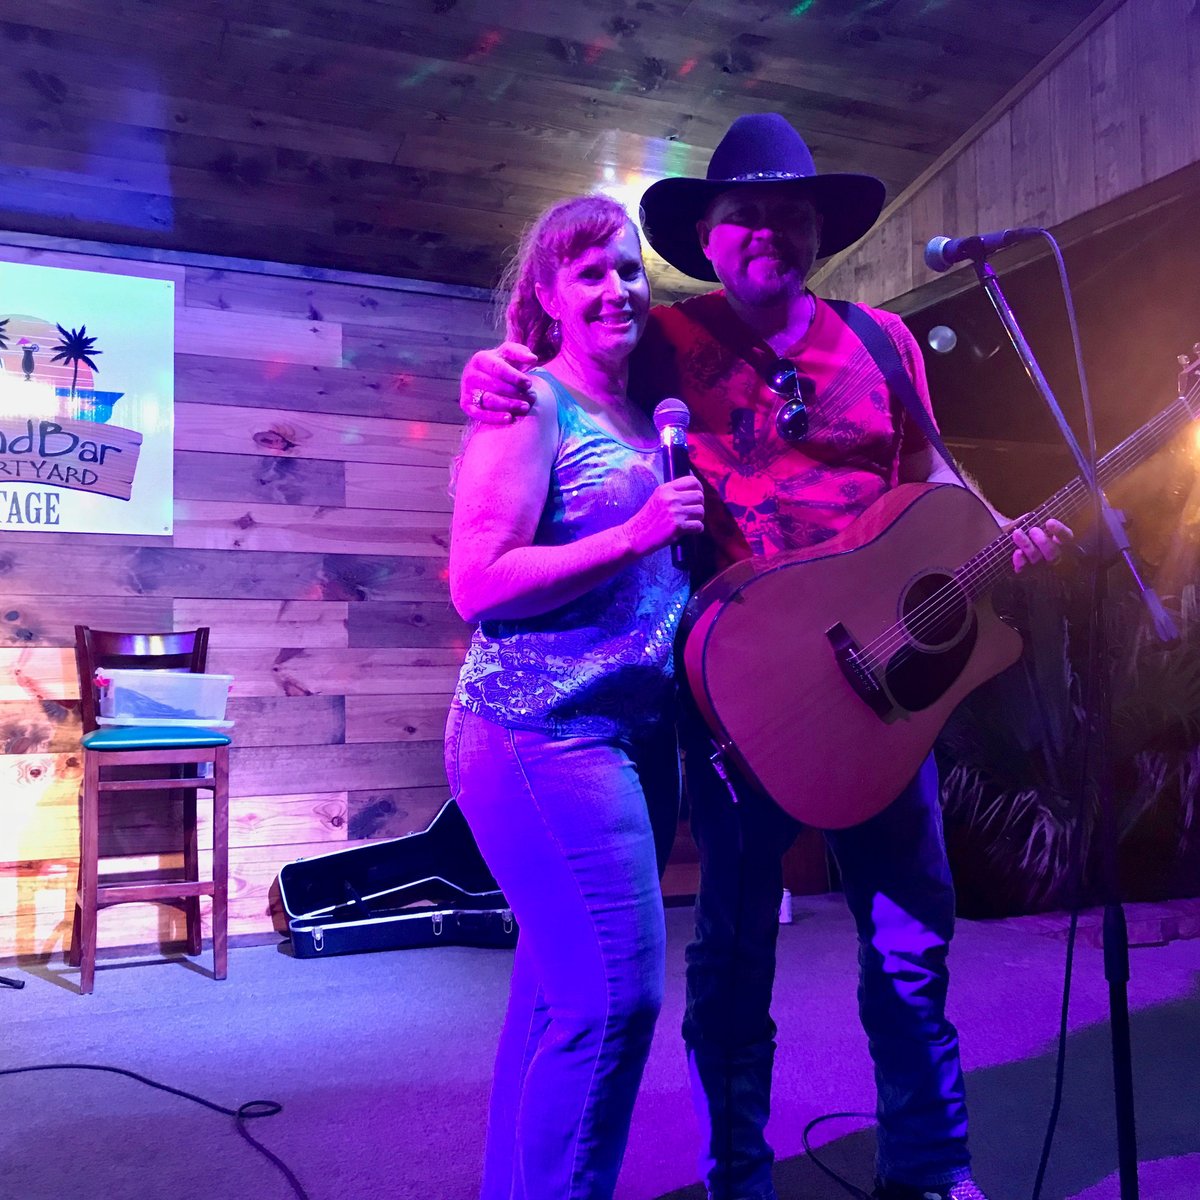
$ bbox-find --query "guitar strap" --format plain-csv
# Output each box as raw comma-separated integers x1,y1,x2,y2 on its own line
825,298,968,486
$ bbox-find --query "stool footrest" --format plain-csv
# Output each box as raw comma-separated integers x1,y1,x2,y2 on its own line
97,776,216,793
91,880,216,906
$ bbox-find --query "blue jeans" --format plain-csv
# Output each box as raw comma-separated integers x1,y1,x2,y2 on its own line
681,712,970,1199
445,701,679,1200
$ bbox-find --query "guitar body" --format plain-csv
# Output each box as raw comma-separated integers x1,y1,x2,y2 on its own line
683,483,1024,829
683,384,1200,829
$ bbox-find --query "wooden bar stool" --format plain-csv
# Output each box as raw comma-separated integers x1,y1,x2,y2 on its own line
70,625,231,995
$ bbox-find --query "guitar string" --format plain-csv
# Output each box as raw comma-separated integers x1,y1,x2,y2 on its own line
949,393,1199,600
857,409,1173,661
776,338,1200,663
855,390,1198,672
858,393,1198,669
851,381,1200,677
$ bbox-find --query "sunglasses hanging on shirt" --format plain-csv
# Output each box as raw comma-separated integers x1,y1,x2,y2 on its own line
764,359,816,444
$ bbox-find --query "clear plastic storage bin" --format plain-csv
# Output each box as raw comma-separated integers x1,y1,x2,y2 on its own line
95,669,235,728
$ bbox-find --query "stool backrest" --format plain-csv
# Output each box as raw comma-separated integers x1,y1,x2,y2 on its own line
73,626,211,734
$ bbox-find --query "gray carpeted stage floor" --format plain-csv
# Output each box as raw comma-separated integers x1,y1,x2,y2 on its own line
3,896,1199,1200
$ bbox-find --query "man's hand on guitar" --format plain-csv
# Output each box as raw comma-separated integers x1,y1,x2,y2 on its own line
461,344,539,425
1006,516,1073,573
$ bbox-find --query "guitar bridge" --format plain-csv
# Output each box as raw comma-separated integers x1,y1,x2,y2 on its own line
826,622,892,718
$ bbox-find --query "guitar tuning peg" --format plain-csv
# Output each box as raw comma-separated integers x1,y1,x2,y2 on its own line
1179,355,1191,367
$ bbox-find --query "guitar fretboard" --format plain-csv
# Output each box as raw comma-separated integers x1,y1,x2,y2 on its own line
955,386,1200,600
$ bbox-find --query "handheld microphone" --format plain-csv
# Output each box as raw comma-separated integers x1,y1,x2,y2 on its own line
652,397,692,572
924,227,1043,273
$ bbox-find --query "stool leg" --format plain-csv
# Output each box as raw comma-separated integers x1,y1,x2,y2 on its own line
76,753,101,994
211,748,230,981
69,902,82,967
182,784,201,956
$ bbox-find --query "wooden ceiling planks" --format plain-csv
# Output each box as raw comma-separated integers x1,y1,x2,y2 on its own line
0,0,1110,289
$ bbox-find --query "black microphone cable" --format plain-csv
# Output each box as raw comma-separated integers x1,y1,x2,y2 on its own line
802,1110,876,1199
0,1062,310,1200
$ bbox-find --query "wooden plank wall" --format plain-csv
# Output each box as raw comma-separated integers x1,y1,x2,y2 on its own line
0,239,494,959
813,0,1200,307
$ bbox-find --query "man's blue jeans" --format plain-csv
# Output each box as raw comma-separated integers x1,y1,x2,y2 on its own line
681,715,971,1199
446,701,679,1200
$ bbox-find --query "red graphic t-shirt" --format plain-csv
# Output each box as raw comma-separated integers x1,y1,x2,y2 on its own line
632,291,937,579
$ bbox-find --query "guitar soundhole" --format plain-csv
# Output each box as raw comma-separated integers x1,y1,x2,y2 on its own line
901,572,970,650
885,571,979,713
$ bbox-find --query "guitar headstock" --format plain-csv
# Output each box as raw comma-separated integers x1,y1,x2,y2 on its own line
1178,344,1200,400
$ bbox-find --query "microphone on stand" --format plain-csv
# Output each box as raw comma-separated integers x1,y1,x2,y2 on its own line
924,227,1044,272
652,397,692,572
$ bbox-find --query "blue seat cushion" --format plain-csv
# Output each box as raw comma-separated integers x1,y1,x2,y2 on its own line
82,726,232,751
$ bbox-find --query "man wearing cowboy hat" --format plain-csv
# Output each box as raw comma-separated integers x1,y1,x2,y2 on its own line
460,113,1067,1200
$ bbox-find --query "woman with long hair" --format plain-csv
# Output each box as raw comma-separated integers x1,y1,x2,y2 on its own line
446,194,704,1199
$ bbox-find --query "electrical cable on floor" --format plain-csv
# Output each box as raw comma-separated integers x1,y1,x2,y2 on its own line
801,1110,875,1199
0,1063,309,1200
1031,910,1080,1200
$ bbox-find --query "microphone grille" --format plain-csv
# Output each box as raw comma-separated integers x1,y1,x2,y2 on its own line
652,397,690,431
923,235,952,272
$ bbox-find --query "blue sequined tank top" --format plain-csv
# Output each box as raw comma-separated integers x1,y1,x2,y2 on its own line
455,370,688,741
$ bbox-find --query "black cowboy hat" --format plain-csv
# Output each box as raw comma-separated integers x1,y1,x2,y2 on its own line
639,113,886,282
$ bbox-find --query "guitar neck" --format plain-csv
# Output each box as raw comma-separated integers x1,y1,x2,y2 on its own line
960,386,1200,598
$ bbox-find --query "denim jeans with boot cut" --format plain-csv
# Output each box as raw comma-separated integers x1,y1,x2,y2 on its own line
681,707,972,1200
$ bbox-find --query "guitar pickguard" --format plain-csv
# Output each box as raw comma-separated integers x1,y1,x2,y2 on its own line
883,620,979,713
830,569,981,718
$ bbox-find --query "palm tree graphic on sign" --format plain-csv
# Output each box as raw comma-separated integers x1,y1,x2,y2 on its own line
51,324,103,399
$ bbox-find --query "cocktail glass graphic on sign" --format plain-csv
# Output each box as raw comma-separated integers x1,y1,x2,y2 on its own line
0,264,174,535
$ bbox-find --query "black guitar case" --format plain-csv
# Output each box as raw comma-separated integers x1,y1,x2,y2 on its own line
278,799,518,957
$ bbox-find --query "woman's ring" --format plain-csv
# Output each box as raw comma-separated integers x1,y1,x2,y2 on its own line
471,388,485,409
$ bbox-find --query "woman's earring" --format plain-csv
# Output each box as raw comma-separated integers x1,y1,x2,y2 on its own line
550,318,561,341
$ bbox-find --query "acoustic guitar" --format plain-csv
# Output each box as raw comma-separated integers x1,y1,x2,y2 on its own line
683,365,1200,829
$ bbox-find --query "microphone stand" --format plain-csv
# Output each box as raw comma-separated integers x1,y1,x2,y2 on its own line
967,254,1177,1200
